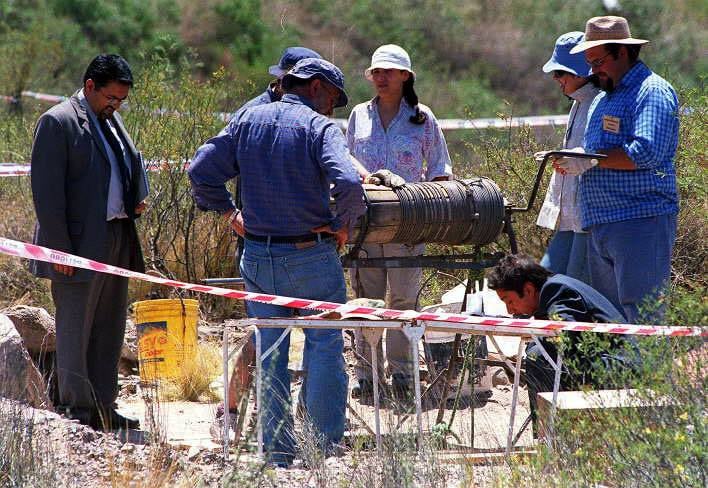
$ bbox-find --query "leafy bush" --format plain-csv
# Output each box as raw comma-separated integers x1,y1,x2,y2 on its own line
501,318,706,487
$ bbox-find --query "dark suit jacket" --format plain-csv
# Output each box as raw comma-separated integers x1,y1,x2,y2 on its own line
534,274,636,377
536,274,626,324
30,91,147,282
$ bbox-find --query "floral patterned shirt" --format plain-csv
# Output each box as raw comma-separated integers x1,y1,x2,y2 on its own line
346,98,452,182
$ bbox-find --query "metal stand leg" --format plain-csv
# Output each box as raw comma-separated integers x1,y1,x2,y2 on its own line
253,326,293,460
506,337,525,456
254,327,263,457
402,323,426,448
550,352,562,445
531,336,563,447
488,334,520,376
361,327,384,453
222,325,231,461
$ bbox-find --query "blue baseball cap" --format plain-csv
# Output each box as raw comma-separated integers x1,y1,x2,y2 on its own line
269,47,323,78
542,32,591,76
282,58,349,108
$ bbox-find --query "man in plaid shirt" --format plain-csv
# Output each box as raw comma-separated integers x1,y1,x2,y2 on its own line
555,16,679,323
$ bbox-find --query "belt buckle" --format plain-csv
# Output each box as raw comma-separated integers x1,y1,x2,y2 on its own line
295,240,317,249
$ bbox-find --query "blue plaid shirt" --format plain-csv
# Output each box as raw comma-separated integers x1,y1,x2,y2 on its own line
188,94,365,236
581,62,679,228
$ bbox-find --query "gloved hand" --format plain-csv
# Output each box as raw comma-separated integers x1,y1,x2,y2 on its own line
551,147,598,176
555,157,598,176
534,150,552,162
365,169,406,188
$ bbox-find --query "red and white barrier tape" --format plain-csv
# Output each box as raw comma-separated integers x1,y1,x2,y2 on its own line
4,89,571,131
0,237,704,337
0,164,31,177
0,160,190,178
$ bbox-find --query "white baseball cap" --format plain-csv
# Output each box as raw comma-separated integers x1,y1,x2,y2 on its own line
364,44,416,80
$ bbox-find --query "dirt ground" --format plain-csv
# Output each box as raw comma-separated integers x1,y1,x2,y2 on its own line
114,327,535,486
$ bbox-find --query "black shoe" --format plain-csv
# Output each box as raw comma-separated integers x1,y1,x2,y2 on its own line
58,405,94,426
351,379,374,399
91,407,140,430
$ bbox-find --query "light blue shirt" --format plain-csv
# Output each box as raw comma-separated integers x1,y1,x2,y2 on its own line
347,98,452,183
79,89,130,220
581,62,679,228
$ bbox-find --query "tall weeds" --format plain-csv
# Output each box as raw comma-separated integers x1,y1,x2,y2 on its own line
0,400,60,488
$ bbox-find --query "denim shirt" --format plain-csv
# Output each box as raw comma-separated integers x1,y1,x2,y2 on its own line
537,83,599,232
188,94,365,236
581,62,679,228
347,98,452,182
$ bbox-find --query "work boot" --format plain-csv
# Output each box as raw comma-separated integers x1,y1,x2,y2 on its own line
57,405,94,426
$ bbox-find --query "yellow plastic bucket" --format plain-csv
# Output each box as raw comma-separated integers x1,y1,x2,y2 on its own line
132,299,199,381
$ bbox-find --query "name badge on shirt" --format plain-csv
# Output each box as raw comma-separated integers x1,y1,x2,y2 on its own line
602,115,621,134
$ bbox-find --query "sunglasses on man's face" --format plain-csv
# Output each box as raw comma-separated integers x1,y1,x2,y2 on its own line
552,70,572,79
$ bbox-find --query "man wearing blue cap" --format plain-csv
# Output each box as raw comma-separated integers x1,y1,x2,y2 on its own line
535,32,599,284
212,46,323,434
189,58,365,466
239,46,323,112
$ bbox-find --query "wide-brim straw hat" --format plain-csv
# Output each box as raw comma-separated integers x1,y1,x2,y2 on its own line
570,16,649,54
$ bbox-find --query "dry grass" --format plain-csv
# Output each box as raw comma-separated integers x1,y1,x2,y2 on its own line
160,342,222,402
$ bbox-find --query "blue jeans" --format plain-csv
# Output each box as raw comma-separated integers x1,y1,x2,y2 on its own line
240,237,348,464
541,231,589,284
588,214,677,324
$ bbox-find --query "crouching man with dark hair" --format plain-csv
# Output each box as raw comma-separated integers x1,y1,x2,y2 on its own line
487,254,637,436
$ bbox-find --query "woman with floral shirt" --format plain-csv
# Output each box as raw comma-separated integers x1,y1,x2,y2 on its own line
347,44,452,399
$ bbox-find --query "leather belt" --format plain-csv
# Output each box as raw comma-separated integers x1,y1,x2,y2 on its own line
244,232,331,244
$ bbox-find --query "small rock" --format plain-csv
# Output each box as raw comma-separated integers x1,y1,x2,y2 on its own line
491,367,510,387
3,305,56,353
121,443,135,453
187,445,201,460
0,314,51,407
81,430,97,443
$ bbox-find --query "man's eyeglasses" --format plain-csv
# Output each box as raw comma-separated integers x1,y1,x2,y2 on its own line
98,89,128,105
587,51,612,68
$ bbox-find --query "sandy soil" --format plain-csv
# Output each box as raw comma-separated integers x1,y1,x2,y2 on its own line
111,327,535,486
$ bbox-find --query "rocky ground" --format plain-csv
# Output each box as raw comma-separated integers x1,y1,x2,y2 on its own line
2,309,532,487
6,379,523,487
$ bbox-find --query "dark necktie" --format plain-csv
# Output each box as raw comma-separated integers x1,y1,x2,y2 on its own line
98,117,133,216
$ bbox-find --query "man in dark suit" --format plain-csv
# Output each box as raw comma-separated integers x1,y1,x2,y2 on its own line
487,254,637,436
30,54,148,430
